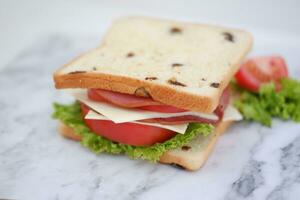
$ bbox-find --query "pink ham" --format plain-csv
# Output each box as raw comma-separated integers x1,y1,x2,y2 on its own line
88,89,187,113
87,88,230,124
140,89,230,125
140,115,218,125
88,89,162,107
214,87,230,119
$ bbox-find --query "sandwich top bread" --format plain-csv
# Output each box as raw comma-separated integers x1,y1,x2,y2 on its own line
54,16,253,113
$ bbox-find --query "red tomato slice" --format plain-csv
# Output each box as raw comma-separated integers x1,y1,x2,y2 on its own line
235,56,288,92
81,104,176,146
88,89,187,113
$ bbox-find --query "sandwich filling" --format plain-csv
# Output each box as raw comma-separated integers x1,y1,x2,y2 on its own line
61,88,242,146
87,88,230,124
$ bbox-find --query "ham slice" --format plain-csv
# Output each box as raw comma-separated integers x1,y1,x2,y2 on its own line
88,89,187,113
214,87,230,119
140,89,229,124
88,89,161,108
86,88,229,125
140,115,218,125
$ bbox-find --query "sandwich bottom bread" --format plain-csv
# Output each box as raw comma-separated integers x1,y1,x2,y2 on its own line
58,120,232,171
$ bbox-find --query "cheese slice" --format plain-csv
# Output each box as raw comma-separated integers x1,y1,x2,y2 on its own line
85,110,189,134
223,105,243,121
67,89,218,123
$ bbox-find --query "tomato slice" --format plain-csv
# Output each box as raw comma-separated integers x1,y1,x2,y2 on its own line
235,56,288,92
88,89,187,113
81,104,176,146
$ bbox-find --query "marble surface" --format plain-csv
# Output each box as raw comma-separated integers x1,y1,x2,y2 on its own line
1,31,300,200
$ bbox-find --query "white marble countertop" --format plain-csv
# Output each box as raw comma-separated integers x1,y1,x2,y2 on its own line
1,1,300,200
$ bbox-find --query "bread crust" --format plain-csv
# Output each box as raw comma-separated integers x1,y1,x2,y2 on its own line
58,121,232,170
159,121,232,170
59,123,82,141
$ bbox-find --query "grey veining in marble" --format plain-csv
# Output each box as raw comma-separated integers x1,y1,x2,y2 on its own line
0,34,300,200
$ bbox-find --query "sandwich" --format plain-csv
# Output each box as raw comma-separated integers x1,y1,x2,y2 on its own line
53,16,253,170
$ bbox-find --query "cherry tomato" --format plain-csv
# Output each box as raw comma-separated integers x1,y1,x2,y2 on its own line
235,56,288,92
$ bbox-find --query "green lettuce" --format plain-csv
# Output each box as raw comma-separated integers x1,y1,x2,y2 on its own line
52,102,213,162
233,78,300,126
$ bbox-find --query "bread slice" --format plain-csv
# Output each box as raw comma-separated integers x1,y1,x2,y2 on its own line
53,16,253,113
160,121,232,170
58,121,232,170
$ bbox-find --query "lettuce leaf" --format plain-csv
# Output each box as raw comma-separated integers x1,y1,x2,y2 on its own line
233,78,300,126
52,102,213,162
